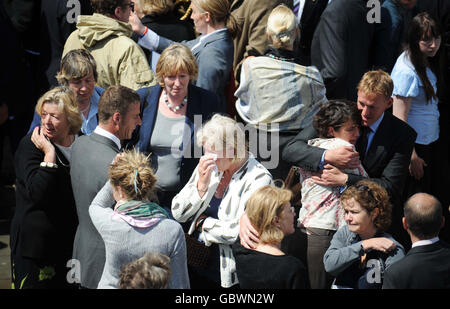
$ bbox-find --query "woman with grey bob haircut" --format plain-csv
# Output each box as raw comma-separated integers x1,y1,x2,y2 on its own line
171,114,273,288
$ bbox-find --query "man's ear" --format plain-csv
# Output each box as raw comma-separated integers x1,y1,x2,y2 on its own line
114,7,121,19
402,217,408,231
386,96,393,109
112,112,121,126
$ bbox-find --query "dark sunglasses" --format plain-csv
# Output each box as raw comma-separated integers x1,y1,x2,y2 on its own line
355,184,374,199
124,2,134,12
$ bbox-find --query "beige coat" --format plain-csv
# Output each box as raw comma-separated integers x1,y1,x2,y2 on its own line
63,13,156,90
230,0,293,83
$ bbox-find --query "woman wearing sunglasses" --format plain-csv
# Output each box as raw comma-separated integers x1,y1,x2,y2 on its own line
323,180,405,289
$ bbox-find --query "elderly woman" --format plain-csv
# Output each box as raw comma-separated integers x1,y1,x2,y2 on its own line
298,100,368,289
132,0,195,71
234,4,327,179
135,43,220,211
89,150,189,289
131,0,239,112
323,180,405,289
11,86,82,289
171,114,273,288
29,49,104,135
232,185,307,289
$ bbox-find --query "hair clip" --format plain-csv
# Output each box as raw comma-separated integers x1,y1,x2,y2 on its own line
134,169,139,194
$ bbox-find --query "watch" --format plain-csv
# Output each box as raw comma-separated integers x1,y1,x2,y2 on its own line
40,162,58,168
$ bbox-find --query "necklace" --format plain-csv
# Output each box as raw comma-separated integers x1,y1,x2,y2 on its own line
163,90,187,112
79,103,91,115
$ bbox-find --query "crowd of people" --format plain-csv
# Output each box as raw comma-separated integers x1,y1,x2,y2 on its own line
0,0,449,290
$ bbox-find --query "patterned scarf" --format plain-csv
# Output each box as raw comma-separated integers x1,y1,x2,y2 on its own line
113,200,169,228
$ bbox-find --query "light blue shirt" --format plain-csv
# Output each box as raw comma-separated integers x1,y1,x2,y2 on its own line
27,86,102,136
391,51,439,145
365,112,384,156
80,94,99,135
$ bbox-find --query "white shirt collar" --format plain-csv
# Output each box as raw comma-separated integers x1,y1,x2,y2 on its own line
412,237,440,248
94,126,121,150
191,28,227,52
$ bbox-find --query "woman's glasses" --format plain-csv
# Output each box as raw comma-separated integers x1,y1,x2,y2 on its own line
355,184,374,200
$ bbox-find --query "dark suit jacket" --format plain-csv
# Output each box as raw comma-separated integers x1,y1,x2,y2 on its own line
296,0,328,66
11,133,78,263
383,240,450,289
70,132,119,288
282,112,417,207
136,83,220,190
311,0,376,101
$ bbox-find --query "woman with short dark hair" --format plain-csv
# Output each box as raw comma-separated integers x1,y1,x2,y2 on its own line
294,99,368,289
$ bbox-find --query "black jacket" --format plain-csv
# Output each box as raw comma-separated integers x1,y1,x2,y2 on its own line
10,133,78,262
311,0,376,101
383,241,450,289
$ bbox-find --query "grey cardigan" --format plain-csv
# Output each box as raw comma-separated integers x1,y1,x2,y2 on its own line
89,181,190,289
323,225,405,288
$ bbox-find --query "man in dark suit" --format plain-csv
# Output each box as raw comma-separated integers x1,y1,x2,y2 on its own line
383,193,450,289
310,0,377,101
70,85,141,289
281,70,417,246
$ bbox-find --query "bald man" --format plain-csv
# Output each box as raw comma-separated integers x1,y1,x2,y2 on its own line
383,193,450,289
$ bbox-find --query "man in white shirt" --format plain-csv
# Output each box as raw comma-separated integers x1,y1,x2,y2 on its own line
383,193,450,289
70,85,141,288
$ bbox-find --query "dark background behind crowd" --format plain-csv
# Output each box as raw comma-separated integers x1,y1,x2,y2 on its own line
0,0,449,289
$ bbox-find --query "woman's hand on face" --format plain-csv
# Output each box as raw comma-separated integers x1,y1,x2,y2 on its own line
239,212,260,250
362,237,396,253
31,126,56,162
128,11,146,35
409,150,427,180
197,155,217,193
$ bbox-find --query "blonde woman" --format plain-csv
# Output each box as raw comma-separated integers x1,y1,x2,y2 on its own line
234,4,326,179
131,0,239,112
171,114,273,288
89,150,189,289
135,43,220,211
232,185,307,289
11,86,82,289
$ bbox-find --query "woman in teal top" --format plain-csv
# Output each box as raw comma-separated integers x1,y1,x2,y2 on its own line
391,12,441,199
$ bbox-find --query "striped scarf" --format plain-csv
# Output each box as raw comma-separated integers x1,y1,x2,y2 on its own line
114,200,168,228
